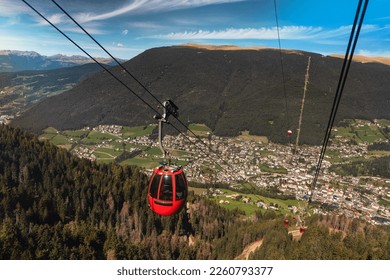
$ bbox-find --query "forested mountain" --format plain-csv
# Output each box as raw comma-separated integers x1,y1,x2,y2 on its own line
251,214,390,259
0,124,275,259
1,124,389,260
330,156,390,177
12,44,390,144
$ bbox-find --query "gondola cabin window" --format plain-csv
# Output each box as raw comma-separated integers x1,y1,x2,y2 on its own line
160,175,173,201
149,174,161,199
175,173,186,200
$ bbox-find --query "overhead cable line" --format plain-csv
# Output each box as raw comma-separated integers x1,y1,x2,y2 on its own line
310,0,369,202
273,0,290,130
22,0,212,161
50,0,165,109
21,0,161,117
22,0,230,178
46,0,248,178
23,0,284,200
48,0,232,173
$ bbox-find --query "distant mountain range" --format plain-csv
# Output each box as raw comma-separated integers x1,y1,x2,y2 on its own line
12,44,390,144
0,50,121,72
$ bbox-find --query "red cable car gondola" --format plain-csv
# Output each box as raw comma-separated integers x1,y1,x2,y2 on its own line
283,219,289,227
148,165,188,216
147,99,188,216
287,130,293,135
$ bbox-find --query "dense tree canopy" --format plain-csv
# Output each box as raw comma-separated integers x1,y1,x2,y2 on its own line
0,125,389,259
330,156,390,178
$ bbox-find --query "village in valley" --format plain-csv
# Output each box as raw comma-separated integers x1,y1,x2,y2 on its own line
39,119,390,225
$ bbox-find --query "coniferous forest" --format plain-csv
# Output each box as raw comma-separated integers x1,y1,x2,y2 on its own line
0,125,389,260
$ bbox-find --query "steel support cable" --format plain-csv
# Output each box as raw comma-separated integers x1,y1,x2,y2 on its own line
310,0,369,202
22,0,207,159
50,0,258,179
315,0,363,174
50,0,214,152
23,0,233,181
313,0,367,183
50,0,165,109
273,0,290,130
22,0,161,117
23,1,285,200
22,1,206,153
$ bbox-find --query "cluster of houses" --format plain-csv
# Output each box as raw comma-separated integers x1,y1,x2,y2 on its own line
72,146,96,161
92,125,123,136
161,134,389,224
48,122,390,225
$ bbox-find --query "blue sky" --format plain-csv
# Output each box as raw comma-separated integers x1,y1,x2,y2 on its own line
0,0,389,59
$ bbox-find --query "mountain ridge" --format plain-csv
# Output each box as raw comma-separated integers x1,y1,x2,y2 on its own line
183,44,390,66
12,45,390,144
0,49,122,72
330,54,390,66
181,43,307,55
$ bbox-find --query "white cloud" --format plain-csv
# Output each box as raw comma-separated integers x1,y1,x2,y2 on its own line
73,0,244,23
0,30,83,56
37,13,68,25
0,0,31,16
122,29,129,35
357,49,390,57
127,22,163,29
113,42,125,48
75,0,148,23
61,25,107,35
36,16,106,35
22,0,241,25
144,24,381,41
146,26,322,40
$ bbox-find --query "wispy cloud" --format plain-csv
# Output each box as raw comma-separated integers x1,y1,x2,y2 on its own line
61,24,107,35
113,42,125,48
145,26,322,40
74,0,148,23
37,16,107,35
0,0,31,16
172,16,230,27
37,13,68,25
127,21,163,29
0,30,83,56
357,49,390,57
73,0,244,22
144,24,381,41
122,29,129,35
14,0,245,26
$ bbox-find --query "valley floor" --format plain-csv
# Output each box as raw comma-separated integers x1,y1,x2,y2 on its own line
38,120,390,225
